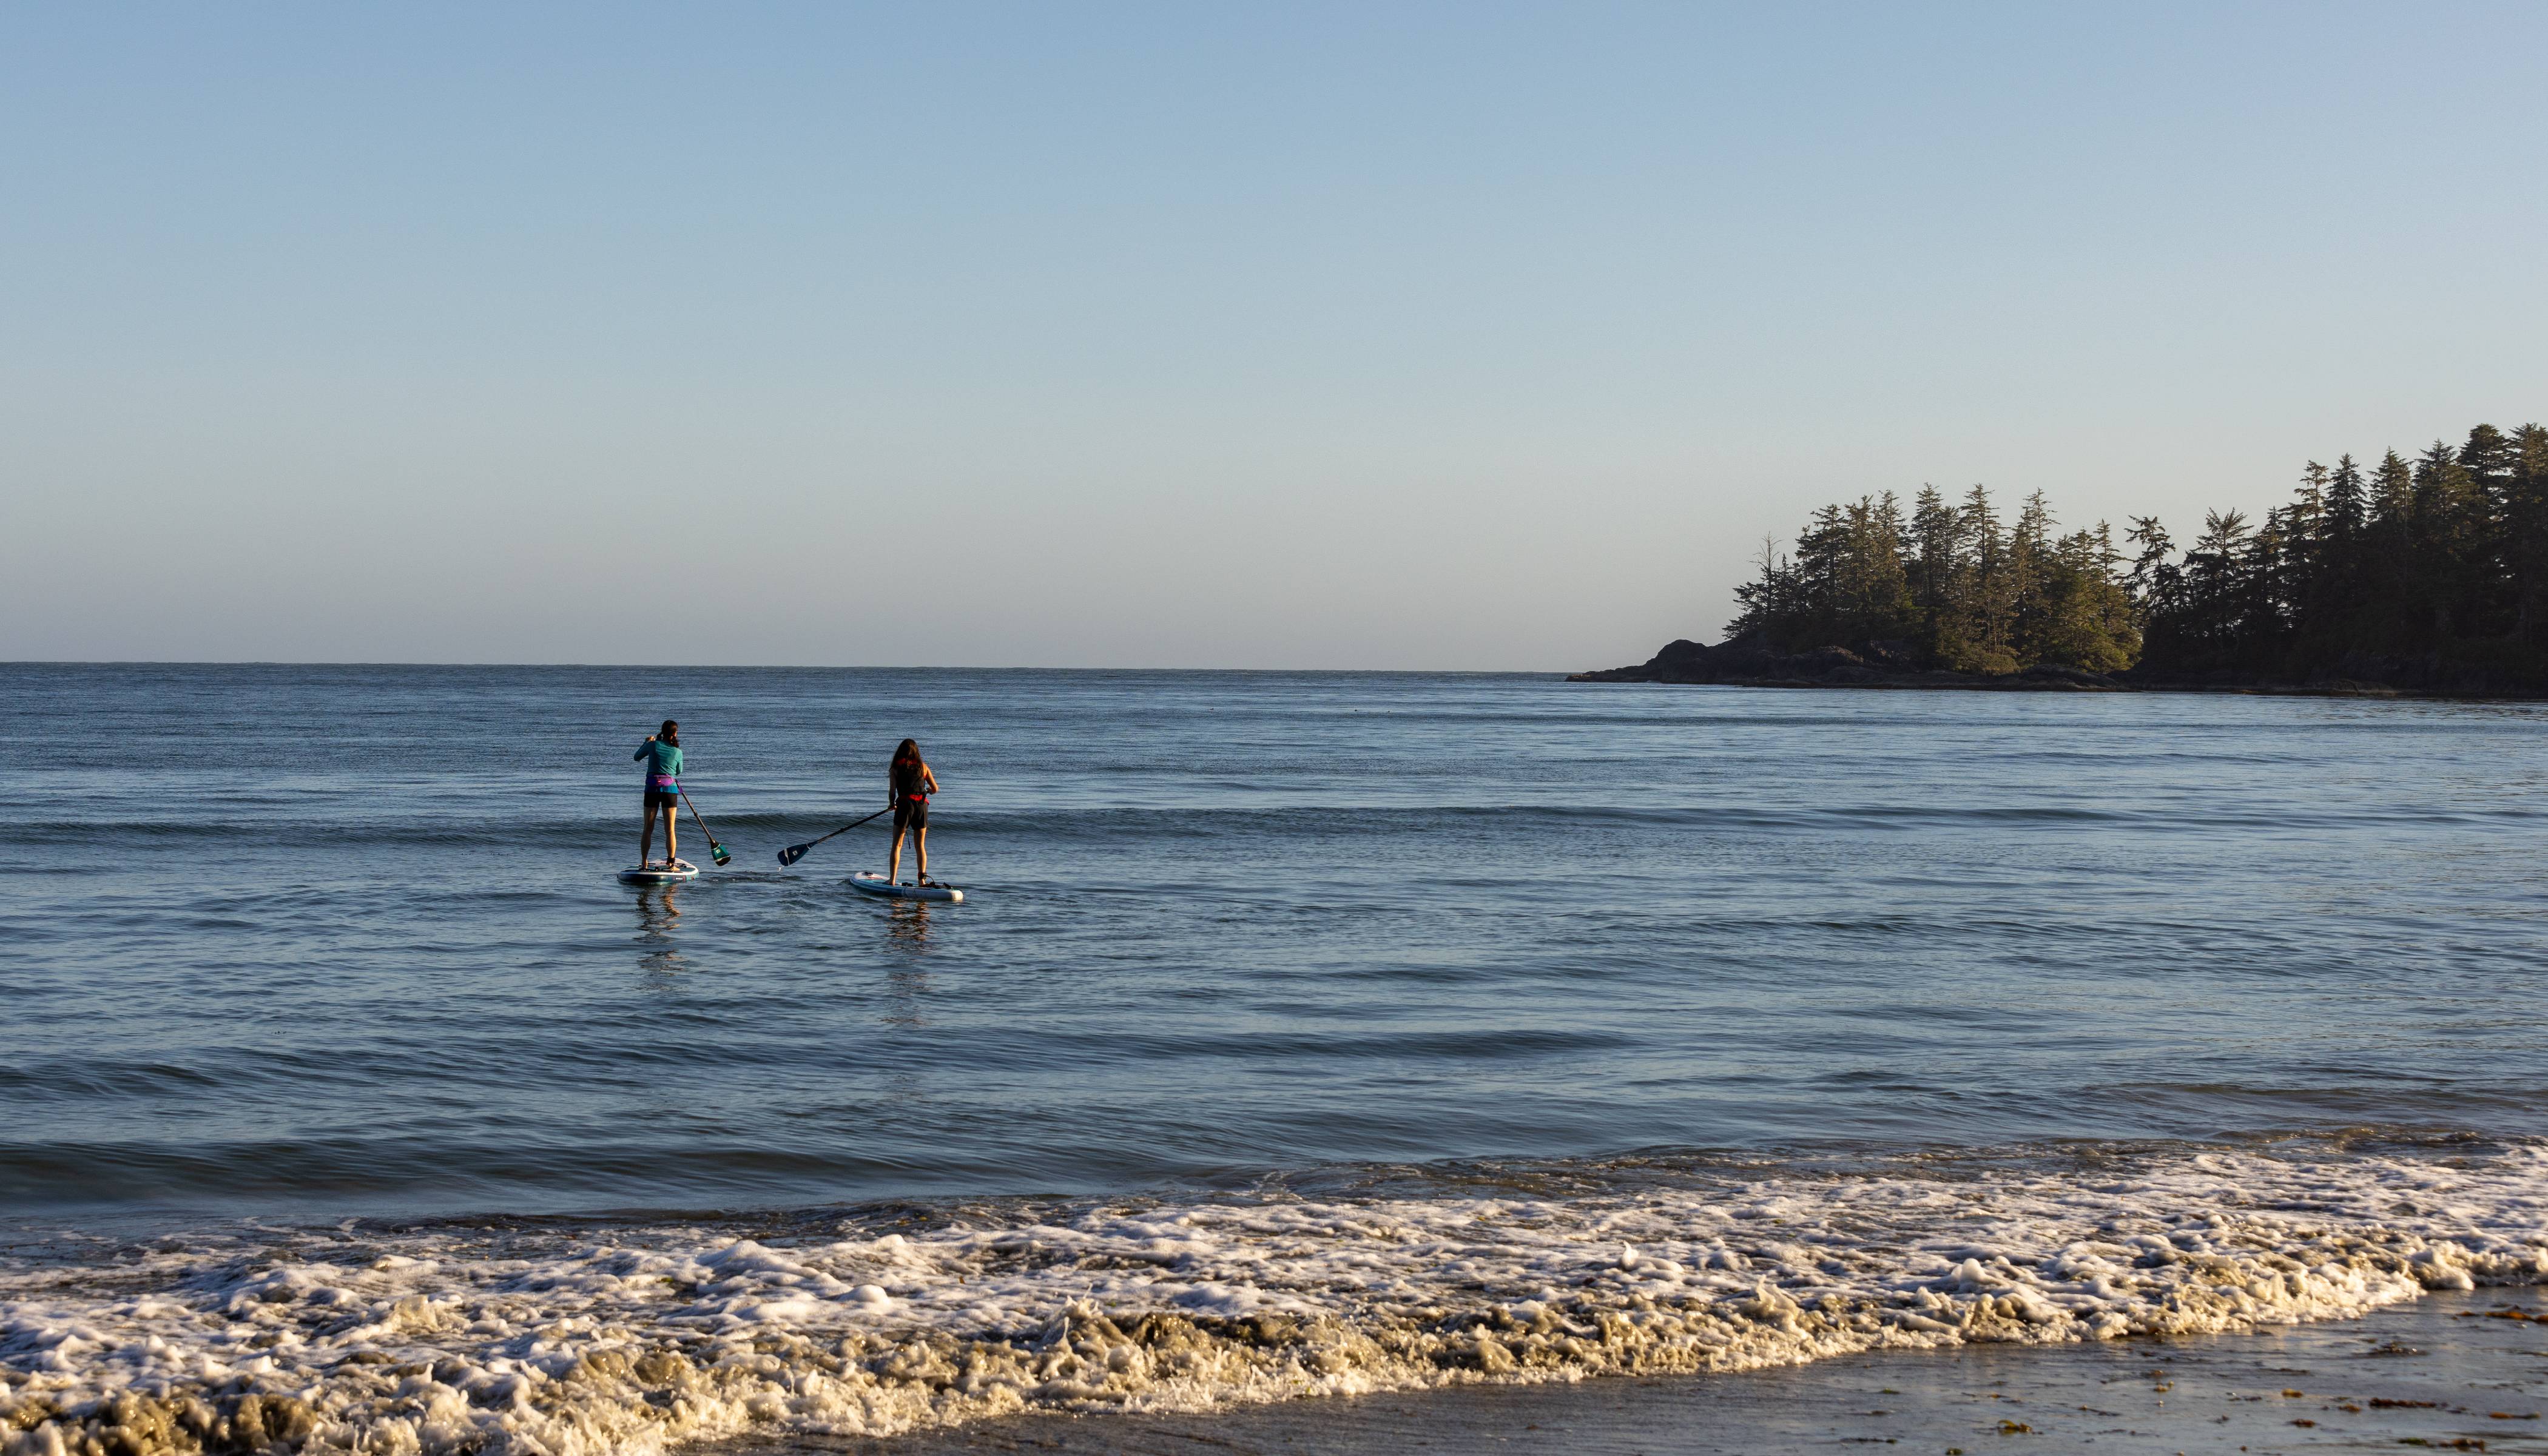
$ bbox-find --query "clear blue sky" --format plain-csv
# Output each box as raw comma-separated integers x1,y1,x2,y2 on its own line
4,3,2542,667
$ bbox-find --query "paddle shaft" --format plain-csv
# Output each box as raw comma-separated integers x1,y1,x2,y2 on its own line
778,805,896,866
675,786,727,857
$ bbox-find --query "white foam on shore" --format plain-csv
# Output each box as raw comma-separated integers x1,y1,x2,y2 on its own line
4,1142,2544,1455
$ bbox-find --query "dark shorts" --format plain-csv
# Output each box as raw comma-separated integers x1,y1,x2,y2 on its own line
894,800,929,832
645,790,678,809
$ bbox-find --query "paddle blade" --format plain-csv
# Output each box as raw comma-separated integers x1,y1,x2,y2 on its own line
777,842,811,868
709,840,732,866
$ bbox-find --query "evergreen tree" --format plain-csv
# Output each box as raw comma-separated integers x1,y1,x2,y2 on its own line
1907,485,1964,652
2411,441,2478,640
2314,455,2367,627
2326,455,2365,539
1950,485,2017,672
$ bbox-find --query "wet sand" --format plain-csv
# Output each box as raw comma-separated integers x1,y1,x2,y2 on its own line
749,1289,2548,1455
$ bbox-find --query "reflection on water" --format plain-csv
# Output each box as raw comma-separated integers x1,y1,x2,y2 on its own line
633,884,682,934
884,900,934,951
634,885,684,980
884,966,928,1027
881,902,934,1024
638,945,687,983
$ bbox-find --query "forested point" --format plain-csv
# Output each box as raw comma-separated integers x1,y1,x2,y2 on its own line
1598,420,2548,695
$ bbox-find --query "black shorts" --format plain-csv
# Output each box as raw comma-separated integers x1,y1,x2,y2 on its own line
894,800,929,832
644,789,678,809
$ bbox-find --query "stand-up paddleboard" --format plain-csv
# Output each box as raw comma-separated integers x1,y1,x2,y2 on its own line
618,859,699,885
849,872,963,903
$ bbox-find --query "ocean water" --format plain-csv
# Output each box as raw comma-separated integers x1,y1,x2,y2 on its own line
3,664,2546,1455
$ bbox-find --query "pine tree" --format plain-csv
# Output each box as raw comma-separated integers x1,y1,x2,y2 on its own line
1948,485,2018,673
1908,485,1964,655
2176,509,2252,662
2006,491,2053,662
1725,535,1794,641
2314,454,2367,629
2412,441,2478,641
2326,456,2365,539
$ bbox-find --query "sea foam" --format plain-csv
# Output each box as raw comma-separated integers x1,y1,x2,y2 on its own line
4,1141,2543,1456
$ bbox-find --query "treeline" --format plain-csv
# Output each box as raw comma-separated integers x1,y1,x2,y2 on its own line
2132,423,2548,681
1728,487,2139,673
1727,420,2548,686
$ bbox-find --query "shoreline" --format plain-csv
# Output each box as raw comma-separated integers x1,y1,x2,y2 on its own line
744,1286,2548,1456
1568,632,2548,699
1568,673,2507,699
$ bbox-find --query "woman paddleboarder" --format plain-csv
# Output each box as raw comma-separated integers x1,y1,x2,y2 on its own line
636,720,683,868
888,738,939,886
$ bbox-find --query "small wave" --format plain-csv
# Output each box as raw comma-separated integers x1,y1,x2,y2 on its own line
2,1140,2542,1456
0,1063,223,1102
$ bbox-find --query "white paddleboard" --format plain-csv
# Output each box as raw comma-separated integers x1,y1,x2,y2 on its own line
618,859,699,885
849,872,963,903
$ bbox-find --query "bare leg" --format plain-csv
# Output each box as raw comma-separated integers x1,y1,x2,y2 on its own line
640,804,656,866
662,804,678,866
888,826,905,883
914,826,929,883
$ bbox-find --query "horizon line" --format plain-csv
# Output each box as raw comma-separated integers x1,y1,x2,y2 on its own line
0,659,1582,675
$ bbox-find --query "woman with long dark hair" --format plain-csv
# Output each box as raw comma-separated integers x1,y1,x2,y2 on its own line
887,738,939,886
635,720,682,868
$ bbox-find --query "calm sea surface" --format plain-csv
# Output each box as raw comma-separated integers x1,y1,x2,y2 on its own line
7,665,2548,1454
6,664,2543,1224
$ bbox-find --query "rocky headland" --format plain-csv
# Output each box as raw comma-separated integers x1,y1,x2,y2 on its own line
1568,633,2541,696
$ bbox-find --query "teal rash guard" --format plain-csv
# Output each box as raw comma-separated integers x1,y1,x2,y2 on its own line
636,740,682,795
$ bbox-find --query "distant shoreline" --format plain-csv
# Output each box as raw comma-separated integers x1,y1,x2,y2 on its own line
1567,637,2546,700
1573,673,2434,698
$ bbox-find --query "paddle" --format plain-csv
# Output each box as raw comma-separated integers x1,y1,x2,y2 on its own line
676,786,732,866
777,806,895,868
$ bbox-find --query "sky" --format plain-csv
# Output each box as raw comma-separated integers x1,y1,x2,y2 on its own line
4,3,2543,669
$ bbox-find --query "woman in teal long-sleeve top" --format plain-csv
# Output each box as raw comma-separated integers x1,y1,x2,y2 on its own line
635,720,683,867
